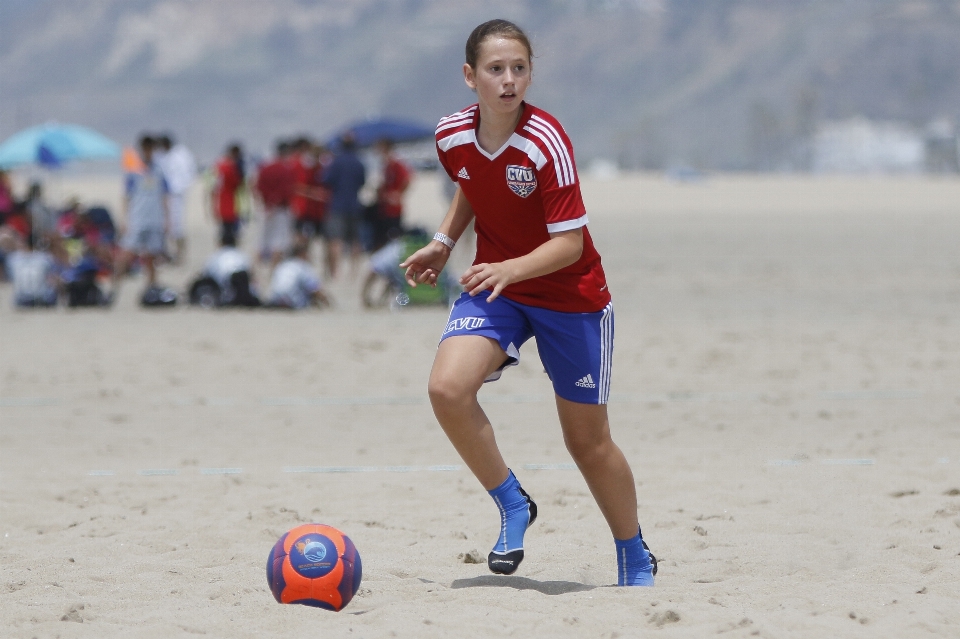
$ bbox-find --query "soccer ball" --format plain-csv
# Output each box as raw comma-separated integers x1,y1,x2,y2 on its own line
266,523,362,611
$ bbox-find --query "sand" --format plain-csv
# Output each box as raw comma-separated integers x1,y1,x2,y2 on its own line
2,171,960,637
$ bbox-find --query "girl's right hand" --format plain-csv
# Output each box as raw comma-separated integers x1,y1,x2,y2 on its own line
400,241,451,287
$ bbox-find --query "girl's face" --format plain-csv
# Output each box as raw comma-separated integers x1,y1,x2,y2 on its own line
464,37,531,117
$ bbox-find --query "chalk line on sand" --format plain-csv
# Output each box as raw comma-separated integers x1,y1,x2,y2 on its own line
1,389,928,408
79,457,947,477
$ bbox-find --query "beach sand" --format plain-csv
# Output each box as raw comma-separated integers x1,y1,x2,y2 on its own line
2,172,960,637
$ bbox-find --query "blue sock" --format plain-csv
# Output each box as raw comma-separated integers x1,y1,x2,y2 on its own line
615,531,655,586
488,469,534,554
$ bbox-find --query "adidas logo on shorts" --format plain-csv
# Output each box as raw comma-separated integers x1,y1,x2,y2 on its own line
575,374,597,389
458,167,470,180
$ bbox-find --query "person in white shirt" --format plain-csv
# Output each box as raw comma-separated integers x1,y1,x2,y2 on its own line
267,240,330,309
190,230,260,307
202,234,252,293
156,133,197,264
8,234,59,307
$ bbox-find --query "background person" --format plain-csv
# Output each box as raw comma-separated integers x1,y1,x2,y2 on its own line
213,143,245,244
266,239,331,309
322,132,366,279
7,232,60,307
190,229,259,307
156,133,197,264
255,140,296,270
289,136,313,235
22,181,57,246
114,135,170,298
295,144,333,273
373,138,412,250
0,170,14,224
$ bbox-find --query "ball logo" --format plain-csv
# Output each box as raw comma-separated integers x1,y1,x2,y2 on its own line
290,534,337,578
301,541,327,562
506,165,537,198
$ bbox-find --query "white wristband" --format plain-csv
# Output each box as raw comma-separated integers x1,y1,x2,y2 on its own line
433,232,456,251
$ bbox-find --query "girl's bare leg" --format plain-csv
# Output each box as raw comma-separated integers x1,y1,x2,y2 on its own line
428,335,511,490
556,396,639,540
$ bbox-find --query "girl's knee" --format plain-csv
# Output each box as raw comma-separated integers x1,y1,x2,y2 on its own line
428,370,476,407
564,431,614,466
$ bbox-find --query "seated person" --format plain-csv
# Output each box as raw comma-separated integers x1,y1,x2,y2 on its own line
266,240,331,309
361,227,456,308
7,234,60,307
190,230,259,307
361,234,405,308
0,221,25,281
80,206,117,245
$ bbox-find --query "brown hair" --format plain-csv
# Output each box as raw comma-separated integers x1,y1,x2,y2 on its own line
465,19,533,69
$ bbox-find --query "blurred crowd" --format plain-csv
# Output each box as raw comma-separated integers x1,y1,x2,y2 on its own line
0,129,434,311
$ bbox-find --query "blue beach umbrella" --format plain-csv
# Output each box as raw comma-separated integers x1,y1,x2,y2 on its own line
0,123,121,169
327,118,435,150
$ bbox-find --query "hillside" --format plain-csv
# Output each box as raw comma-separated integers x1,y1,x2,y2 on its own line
1,0,958,169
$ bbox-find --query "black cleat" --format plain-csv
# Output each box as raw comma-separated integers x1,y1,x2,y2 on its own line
643,539,658,576
519,485,538,526
488,549,524,575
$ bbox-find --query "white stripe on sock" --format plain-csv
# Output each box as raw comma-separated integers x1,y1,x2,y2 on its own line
620,547,627,585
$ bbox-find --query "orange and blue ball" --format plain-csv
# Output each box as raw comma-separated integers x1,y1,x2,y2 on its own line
266,524,362,611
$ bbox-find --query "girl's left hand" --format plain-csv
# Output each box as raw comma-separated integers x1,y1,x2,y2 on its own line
460,262,516,302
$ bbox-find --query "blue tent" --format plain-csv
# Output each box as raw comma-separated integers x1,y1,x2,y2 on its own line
0,123,121,169
327,118,434,150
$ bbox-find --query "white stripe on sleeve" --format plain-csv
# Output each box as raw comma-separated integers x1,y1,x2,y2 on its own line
545,214,589,234
529,116,575,186
437,106,477,125
508,133,548,169
437,129,476,152
522,125,568,187
436,118,475,134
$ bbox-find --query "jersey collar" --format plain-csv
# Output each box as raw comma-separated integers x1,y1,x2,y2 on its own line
472,101,531,161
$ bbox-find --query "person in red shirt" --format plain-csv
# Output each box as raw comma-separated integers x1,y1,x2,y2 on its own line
401,19,656,586
255,141,296,268
212,143,244,243
374,138,412,249
293,143,333,272
289,137,312,232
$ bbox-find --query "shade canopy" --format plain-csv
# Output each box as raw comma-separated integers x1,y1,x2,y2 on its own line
327,118,435,150
0,123,121,169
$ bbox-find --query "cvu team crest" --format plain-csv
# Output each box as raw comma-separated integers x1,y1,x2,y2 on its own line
506,165,537,198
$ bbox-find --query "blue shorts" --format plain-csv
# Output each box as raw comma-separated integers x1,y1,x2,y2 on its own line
121,225,165,255
440,291,614,404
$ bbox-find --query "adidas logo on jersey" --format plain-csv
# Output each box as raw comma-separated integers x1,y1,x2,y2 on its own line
575,374,597,389
458,167,470,180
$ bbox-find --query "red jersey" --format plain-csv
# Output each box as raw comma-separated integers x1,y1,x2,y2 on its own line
215,157,242,223
290,154,310,219
436,102,610,313
6,212,29,239
256,159,295,208
377,157,411,219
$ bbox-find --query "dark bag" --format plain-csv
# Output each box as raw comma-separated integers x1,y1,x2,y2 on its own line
228,271,261,307
66,276,108,308
188,276,221,308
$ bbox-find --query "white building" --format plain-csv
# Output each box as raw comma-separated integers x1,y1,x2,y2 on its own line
812,117,925,173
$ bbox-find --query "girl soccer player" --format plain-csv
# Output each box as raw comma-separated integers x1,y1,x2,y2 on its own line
401,19,656,586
